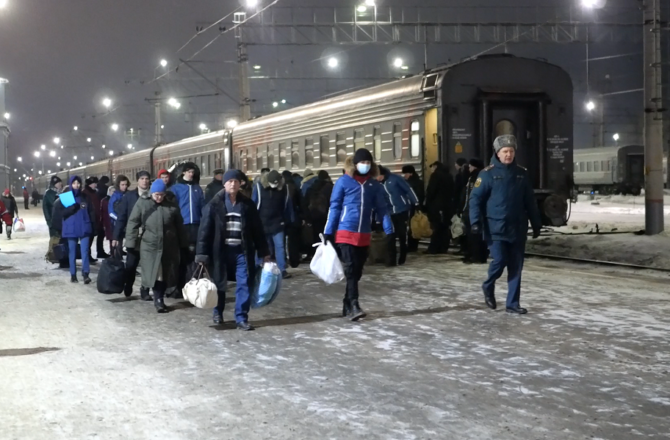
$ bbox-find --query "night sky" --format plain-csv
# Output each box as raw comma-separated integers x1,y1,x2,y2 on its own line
0,0,652,173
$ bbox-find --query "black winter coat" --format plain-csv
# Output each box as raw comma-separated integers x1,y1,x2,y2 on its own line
0,195,18,217
305,179,333,223
204,178,224,205
425,164,455,223
405,175,425,208
196,192,270,292
461,168,481,223
112,188,142,240
454,167,471,214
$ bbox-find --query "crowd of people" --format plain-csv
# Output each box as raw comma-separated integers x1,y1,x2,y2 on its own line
32,134,540,329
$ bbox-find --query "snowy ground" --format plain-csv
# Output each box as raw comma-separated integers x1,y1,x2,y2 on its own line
526,195,670,269
1,209,669,439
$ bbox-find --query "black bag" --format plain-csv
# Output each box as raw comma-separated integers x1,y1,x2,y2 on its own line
367,231,390,266
54,239,83,261
97,247,126,294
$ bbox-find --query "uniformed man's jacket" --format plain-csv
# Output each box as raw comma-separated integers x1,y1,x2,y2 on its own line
468,155,542,243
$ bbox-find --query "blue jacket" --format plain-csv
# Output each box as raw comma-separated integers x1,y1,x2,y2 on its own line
469,155,542,243
169,177,204,225
61,176,95,239
108,190,125,224
112,188,142,241
380,171,419,215
301,174,318,197
325,159,394,237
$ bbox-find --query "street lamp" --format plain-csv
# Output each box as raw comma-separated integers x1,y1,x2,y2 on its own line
168,97,181,109
102,144,106,149
34,151,40,158
73,126,78,131
102,97,112,109
0,0,8,9
53,137,60,144
581,0,597,7
3,112,9,120
245,0,258,7
56,162,60,167
364,0,375,5
73,155,77,160
393,58,404,68
127,144,133,150
199,123,208,133
40,144,46,150
585,101,596,112
49,151,56,157
357,5,367,13
109,151,114,156
91,156,95,161
272,102,279,108
111,123,119,131
66,162,71,167
281,99,286,104
86,137,92,143
327,57,339,69
160,59,168,68
227,119,239,129
17,157,21,162
253,65,261,70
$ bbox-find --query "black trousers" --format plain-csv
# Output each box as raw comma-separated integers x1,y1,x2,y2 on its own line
463,218,487,263
178,224,200,289
96,232,106,254
24,199,29,210
124,249,141,290
339,244,368,304
427,211,450,253
387,212,409,264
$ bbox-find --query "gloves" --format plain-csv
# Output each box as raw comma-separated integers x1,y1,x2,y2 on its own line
126,247,138,255
324,234,334,244
195,254,209,265
471,223,481,235
532,230,541,239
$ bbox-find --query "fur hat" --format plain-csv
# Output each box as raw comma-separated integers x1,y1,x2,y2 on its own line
493,135,517,152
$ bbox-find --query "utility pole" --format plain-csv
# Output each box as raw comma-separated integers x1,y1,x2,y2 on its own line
0,78,9,191
235,12,251,122
643,0,664,235
154,91,162,146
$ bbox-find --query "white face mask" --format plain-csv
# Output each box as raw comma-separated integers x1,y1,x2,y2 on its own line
356,163,371,175
269,182,279,188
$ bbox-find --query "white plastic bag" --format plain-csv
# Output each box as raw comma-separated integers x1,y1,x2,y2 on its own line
310,234,345,285
450,215,464,239
183,265,218,309
13,218,25,232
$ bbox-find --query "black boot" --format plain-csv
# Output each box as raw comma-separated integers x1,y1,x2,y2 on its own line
71,275,78,283
154,293,167,313
140,287,152,301
83,273,91,285
342,298,352,318
350,300,367,321
6,230,11,240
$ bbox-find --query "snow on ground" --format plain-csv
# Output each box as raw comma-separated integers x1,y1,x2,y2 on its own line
528,195,670,269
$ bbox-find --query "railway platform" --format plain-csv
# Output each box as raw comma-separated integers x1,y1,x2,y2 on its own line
1,210,669,439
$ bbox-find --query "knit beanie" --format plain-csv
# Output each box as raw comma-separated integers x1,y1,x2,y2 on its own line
157,169,169,178
49,175,62,187
150,179,166,194
223,169,242,183
353,148,373,164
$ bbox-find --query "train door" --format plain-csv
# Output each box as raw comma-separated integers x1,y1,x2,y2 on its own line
423,108,439,184
627,154,644,188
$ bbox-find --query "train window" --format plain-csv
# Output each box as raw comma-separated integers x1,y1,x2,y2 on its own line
373,126,382,160
495,119,516,137
393,123,402,159
410,120,420,158
291,141,300,169
354,129,365,151
574,162,579,172
279,142,287,169
320,136,329,167
336,132,347,164
594,161,600,172
605,160,611,171
601,161,606,172
305,138,314,167
256,147,262,170
587,162,592,172
267,145,275,169
580,162,585,171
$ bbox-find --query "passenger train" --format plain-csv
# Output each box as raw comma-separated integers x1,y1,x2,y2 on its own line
574,145,668,195
36,54,574,226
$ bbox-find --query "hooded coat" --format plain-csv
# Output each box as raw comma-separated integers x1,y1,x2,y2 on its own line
43,183,60,237
125,194,189,291
60,176,96,239
324,157,394,244
169,162,204,225
252,173,295,234
82,185,100,233
0,200,11,227
196,191,270,292
204,177,224,205
468,154,542,243
300,173,318,197
0,192,18,218
305,176,333,223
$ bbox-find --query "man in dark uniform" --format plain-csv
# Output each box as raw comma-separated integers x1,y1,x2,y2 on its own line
469,135,542,314
204,168,224,204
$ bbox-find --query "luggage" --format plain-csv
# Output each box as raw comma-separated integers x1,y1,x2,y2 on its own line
183,265,218,309
97,247,126,294
54,239,82,261
310,234,345,285
410,211,432,239
46,236,61,263
367,231,389,266
251,262,282,309
13,218,25,232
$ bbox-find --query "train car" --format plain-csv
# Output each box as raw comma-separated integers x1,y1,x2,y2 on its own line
230,54,574,226
573,145,644,195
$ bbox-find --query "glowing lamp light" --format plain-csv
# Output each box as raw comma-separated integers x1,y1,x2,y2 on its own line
327,57,339,68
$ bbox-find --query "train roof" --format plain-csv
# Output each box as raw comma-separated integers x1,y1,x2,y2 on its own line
574,146,643,157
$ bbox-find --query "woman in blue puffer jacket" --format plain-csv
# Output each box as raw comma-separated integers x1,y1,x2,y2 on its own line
324,148,394,321
60,175,96,284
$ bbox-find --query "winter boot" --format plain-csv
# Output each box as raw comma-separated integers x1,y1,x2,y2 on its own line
350,300,367,321
6,229,11,240
154,292,167,313
83,273,91,285
342,298,352,318
71,275,79,283
140,287,152,301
